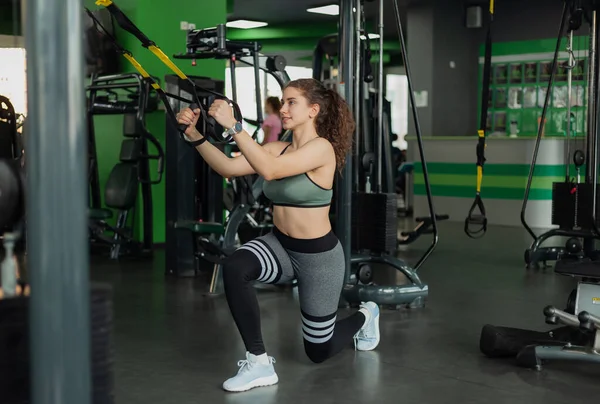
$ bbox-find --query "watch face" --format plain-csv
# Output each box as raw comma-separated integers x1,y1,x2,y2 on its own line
234,122,243,132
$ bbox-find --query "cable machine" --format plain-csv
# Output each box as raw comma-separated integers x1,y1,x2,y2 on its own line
336,0,439,308
166,24,292,287
523,0,600,269
481,0,600,371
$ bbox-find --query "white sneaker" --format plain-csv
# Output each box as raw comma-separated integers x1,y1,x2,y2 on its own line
222,352,279,392
354,302,380,351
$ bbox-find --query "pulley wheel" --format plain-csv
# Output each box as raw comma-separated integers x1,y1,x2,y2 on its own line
357,264,373,284
565,237,582,255
362,152,375,171
267,55,287,72
573,150,585,167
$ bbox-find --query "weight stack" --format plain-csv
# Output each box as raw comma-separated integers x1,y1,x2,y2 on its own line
351,192,398,254
551,182,600,230
0,283,115,404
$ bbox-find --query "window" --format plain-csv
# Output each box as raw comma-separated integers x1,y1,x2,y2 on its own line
386,74,408,149
224,64,312,142
0,39,27,116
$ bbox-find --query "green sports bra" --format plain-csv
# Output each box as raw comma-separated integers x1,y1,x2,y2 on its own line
262,144,333,208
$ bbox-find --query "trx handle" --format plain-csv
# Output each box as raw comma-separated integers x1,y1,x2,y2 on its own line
465,133,487,239
178,103,200,133
178,101,244,143
465,0,493,238
465,194,487,238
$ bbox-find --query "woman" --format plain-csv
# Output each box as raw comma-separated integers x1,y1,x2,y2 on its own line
177,78,380,393
260,96,283,144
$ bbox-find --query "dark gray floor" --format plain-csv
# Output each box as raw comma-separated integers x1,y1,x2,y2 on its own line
91,221,600,404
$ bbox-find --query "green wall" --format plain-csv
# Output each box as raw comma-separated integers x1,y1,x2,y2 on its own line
413,160,581,201
88,0,226,244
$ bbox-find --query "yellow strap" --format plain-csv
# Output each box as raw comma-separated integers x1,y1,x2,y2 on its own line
95,0,113,6
123,54,150,78
490,0,494,14
148,46,188,80
476,165,483,193
122,54,161,90
478,129,485,139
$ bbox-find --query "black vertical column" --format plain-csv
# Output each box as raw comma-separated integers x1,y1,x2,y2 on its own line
26,0,92,403
337,0,355,288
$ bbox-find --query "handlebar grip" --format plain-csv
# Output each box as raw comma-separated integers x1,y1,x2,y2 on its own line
467,215,487,225
157,156,164,174
177,102,200,133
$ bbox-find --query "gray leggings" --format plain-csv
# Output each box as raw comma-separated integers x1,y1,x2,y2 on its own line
222,227,366,363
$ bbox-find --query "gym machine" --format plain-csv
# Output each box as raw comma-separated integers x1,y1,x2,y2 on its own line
523,0,600,269
313,21,447,254
163,74,227,279
0,96,21,161
481,0,600,370
87,72,165,260
0,100,26,300
0,96,24,233
166,26,292,293
334,0,439,307
0,96,26,262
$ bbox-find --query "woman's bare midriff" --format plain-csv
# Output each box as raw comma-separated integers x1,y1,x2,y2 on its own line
272,205,332,239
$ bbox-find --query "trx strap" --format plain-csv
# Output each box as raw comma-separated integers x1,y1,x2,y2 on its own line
465,0,494,239
92,0,242,143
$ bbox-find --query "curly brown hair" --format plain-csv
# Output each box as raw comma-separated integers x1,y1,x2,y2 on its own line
285,78,355,172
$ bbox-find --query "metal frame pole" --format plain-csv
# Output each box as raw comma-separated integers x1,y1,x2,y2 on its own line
565,29,574,181
376,0,384,192
588,10,597,184
337,0,355,287
26,0,91,403
353,0,362,191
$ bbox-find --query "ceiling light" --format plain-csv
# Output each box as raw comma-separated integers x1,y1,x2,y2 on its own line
307,4,339,15
226,20,268,29
360,33,380,40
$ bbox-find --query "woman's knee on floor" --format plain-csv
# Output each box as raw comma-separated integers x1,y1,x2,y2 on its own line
303,339,334,364
300,310,338,364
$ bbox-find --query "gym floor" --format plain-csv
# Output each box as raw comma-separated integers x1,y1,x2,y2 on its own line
90,221,600,404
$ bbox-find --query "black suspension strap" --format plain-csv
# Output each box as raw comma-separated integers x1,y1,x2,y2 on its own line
465,0,494,239
93,0,242,143
85,9,190,134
